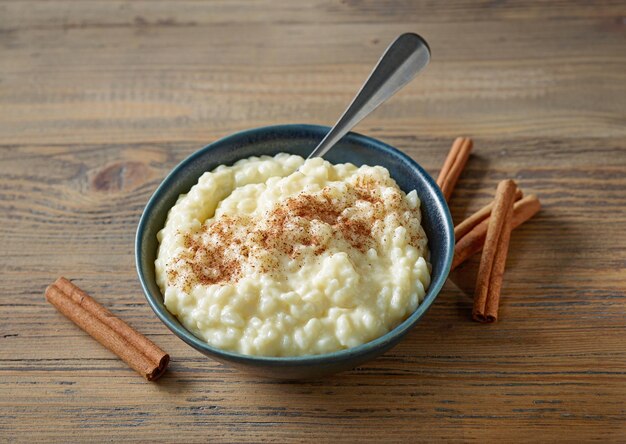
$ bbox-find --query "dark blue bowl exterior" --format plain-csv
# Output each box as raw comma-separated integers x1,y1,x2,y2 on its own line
136,124,454,379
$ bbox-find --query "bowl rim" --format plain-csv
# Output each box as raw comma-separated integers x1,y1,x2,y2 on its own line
136,123,453,365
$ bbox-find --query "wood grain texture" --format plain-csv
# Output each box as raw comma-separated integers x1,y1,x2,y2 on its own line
1,1,625,442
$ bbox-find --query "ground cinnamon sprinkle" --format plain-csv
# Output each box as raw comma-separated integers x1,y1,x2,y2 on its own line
167,173,420,288
178,216,246,286
287,192,341,225
338,217,372,252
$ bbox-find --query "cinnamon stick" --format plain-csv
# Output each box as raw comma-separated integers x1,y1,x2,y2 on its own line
452,194,541,270
45,277,169,380
455,188,523,240
472,180,517,323
437,137,473,201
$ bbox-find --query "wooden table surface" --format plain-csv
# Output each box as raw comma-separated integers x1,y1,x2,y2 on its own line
1,1,625,442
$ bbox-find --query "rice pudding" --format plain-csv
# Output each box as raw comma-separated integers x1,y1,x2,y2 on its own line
155,153,430,356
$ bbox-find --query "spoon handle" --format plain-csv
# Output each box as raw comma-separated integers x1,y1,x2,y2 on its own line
307,33,431,159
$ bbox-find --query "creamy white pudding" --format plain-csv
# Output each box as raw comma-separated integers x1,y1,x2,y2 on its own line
156,153,430,356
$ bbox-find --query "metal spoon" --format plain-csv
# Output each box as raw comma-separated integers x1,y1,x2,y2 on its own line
307,33,431,159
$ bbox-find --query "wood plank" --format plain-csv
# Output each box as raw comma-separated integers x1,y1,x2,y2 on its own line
1,15,625,145
2,0,625,27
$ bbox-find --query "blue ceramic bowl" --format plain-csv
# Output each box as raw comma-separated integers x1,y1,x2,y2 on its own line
136,124,453,379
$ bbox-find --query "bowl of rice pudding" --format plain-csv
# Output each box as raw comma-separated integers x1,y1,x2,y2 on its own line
136,124,453,379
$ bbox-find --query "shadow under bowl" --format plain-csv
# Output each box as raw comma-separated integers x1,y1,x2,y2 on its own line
136,124,453,379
